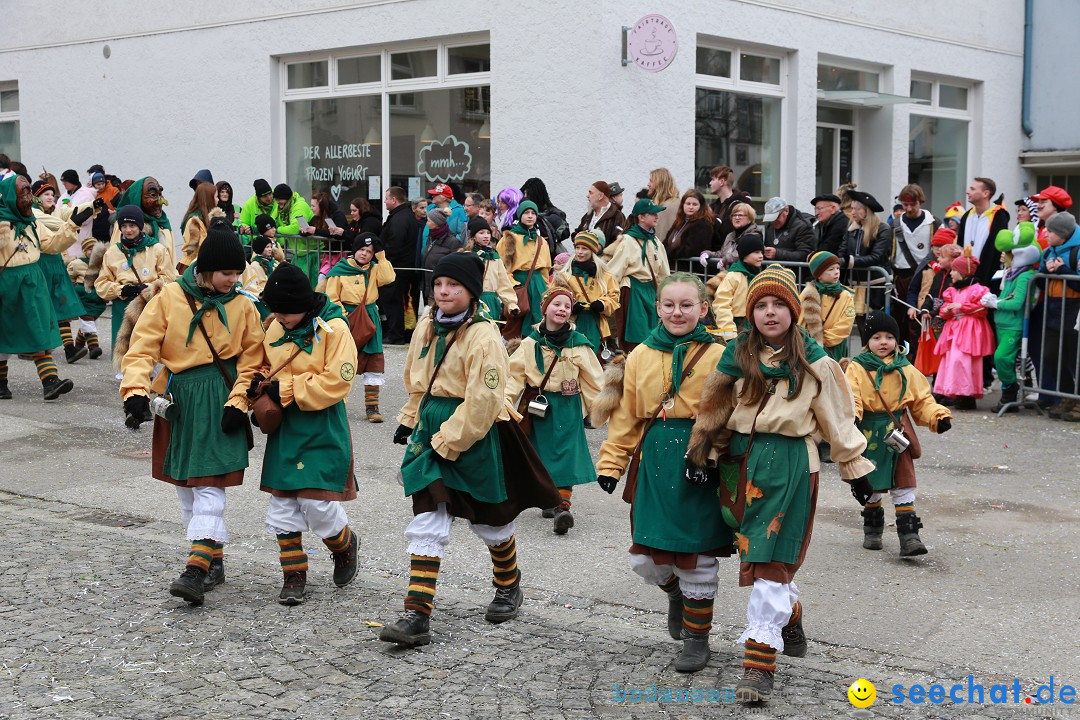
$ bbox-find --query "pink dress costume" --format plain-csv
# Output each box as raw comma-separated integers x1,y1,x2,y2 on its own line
933,283,994,398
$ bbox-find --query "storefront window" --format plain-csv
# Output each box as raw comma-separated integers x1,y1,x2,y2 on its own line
287,61,328,90
908,115,968,216
695,89,781,200
0,86,18,160
337,56,380,86
818,65,879,92
390,50,437,80
448,44,490,75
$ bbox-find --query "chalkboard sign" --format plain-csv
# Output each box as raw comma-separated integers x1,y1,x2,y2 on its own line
839,129,853,184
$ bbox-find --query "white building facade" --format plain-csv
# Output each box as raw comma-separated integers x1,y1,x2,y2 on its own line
1,0,1033,222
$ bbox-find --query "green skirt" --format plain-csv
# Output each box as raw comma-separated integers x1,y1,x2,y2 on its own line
38,253,85,322
729,431,812,564
0,263,62,354
573,310,602,355
480,291,502,322
527,391,595,488
858,411,900,492
632,419,733,553
623,277,657,345
263,400,355,495
825,341,848,363
344,302,383,354
74,283,107,318
401,396,506,504
110,297,132,348
513,269,548,330
160,360,249,482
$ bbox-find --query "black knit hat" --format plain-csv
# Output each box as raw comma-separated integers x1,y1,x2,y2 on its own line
197,218,247,273
263,262,315,314
433,252,484,301
253,178,272,197
861,311,900,347
251,235,272,256
60,169,79,186
255,213,276,236
273,183,292,201
116,204,145,228
467,216,490,237
737,232,765,260
351,231,381,255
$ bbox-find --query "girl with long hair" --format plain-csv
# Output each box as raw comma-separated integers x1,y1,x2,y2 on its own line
648,168,681,243
178,182,219,272
495,187,522,231
663,189,715,262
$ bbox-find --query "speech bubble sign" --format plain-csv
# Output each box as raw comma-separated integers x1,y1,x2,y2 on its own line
417,135,473,182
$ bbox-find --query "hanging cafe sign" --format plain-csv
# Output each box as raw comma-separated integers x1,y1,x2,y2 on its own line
417,135,473,182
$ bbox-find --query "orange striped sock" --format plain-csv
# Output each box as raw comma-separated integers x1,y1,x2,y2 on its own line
86,332,99,350
187,539,214,572
322,525,351,554
33,353,58,382
0,361,7,382
895,502,915,515
276,532,308,574
658,574,679,595
557,487,573,507
60,323,74,348
743,639,777,672
787,601,802,627
210,541,223,561
681,596,713,635
404,554,440,615
865,498,883,510
488,536,520,588
364,385,379,409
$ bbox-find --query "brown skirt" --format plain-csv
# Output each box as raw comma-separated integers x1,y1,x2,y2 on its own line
628,543,735,571
738,472,819,586
356,351,384,375
151,417,244,488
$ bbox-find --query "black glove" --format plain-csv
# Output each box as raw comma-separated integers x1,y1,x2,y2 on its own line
393,424,412,445
572,301,589,315
120,284,143,300
249,411,260,429
850,477,874,506
685,462,710,485
123,395,151,430
261,380,280,405
589,300,604,313
937,418,951,434
93,197,107,212
69,205,94,226
220,406,247,434
597,475,618,494
247,373,267,398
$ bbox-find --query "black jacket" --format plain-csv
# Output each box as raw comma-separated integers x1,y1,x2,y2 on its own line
814,209,848,257
663,218,713,262
957,207,1011,289
764,205,815,261
842,222,893,311
575,204,627,248
380,204,419,266
536,205,569,255
711,190,753,247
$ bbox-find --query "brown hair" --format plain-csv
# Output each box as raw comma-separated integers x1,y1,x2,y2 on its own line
672,189,714,229
898,184,925,204
184,183,217,227
710,165,734,184
733,321,819,405
311,192,332,230
350,197,372,214
974,177,996,196
386,186,408,203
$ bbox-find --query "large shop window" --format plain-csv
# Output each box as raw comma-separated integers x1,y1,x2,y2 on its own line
907,76,972,217
0,84,19,161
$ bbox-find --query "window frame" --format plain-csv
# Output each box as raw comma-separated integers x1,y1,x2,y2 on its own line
0,81,20,161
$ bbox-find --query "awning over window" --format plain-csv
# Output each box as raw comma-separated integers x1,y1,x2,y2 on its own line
817,90,930,108
1020,150,1080,169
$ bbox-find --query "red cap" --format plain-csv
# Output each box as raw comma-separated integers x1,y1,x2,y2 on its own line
931,227,957,247
1031,186,1073,209
427,183,453,199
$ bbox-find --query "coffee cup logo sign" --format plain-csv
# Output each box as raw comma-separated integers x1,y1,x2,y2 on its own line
418,135,473,182
301,142,374,184
626,14,677,72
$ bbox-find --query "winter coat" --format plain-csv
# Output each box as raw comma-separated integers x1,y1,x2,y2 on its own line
711,190,753,247
421,229,464,298
663,217,713,263
271,193,315,236
814,208,848,257
576,203,627,249
764,205,815,261
380,203,419,267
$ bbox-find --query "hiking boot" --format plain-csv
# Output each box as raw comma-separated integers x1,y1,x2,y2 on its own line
897,513,928,557
42,376,74,401
674,629,710,673
992,384,1019,414
331,531,358,587
484,583,523,623
781,616,808,658
169,567,206,605
366,406,384,423
735,667,774,703
0,380,10,400
953,396,977,411
1064,404,1080,423
202,558,225,591
541,507,556,519
861,505,884,551
64,345,88,364
666,591,682,640
552,503,574,535
278,571,307,605
88,346,103,360
1049,399,1077,420
379,610,431,647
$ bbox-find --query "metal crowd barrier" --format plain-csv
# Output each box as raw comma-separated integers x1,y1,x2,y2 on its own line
1002,272,1080,417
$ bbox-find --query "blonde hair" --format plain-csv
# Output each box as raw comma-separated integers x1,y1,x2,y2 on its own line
658,271,709,304
729,202,756,225
850,201,882,249
649,168,680,206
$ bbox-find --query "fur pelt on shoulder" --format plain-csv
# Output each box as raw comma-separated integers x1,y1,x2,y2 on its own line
800,282,824,345
500,229,519,269
180,207,225,261
84,241,109,292
684,369,738,467
706,269,727,295
506,337,522,357
588,353,625,427
112,278,168,370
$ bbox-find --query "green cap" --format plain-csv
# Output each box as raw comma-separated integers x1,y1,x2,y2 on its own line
631,198,666,216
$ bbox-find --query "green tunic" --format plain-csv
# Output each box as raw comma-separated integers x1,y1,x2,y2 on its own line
825,342,848,363
73,259,107,317
401,396,506,504
513,269,548,331
527,391,595,488
262,401,355,495
110,297,132,348
623,277,658,344
38,252,85,321
857,410,902,491
343,302,383,354
0,263,62,354
572,310,602,355
479,291,502,323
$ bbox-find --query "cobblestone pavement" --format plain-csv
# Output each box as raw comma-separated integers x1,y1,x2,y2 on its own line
1,338,1078,719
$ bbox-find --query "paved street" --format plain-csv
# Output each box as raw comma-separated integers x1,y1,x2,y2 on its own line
1,328,1078,719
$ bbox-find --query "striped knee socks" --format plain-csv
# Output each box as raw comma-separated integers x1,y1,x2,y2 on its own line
0,361,7,383
210,541,223,562
276,532,308,574
682,596,714,635
743,639,778,673
659,574,679,595
404,554,441,615
488,536,520,588
364,385,378,410
557,487,573,508
33,354,57,382
787,600,802,627
187,539,214,572
322,525,352,554
60,323,74,348
895,502,915,515
77,329,100,350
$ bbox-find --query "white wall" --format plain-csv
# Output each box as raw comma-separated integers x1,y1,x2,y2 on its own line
1027,0,1080,152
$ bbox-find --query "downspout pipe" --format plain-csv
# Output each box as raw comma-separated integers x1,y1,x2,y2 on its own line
1022,0,1034,137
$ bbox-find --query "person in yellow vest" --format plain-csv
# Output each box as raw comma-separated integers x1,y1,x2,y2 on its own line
120,225,264,606
497,200,550,337
325,232,396,422
593,272,727,674
462,216,518,321
712,234,764,341
0,175,83,400
606,198,671,352
380,252,560,648
506,284,603,534
252,262,359,605
798,251,856,363
559,229,620,359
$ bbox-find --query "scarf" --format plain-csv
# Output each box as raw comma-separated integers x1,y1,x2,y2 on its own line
571,260,597,279
430,307,473,364
254,254,277,275
624,223,657,263
474,245,500,261
1005,262,1035,283
727,260,760,279
177,265,239,347
715,327,827,398
508,222,539,245
0,176,40,246
813,280,855,297
325,256,374,279
269,294,345,354
529,323,591,372
642,322,715,396
118,232,158,267
115,179,172,240
428,222,451,245
852,350,911,404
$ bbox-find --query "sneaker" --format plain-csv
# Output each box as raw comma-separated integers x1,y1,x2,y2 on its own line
279,571,307,605
379,610,431,647
735,667,774,703
64,345,88,364
484,583,523,623
331,531,358,588
781,617,808,657
366,406,384,423
202,558,225,591
169,566,207,605
42,376,74,401
553,505,574,535
674,630,710,673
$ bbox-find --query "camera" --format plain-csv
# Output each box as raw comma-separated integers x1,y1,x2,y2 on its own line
883,427,910,453
150,395,180,422
527,394,549,418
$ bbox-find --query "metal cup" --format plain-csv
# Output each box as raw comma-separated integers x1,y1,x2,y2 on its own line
883,427,910,453
149,395,179,422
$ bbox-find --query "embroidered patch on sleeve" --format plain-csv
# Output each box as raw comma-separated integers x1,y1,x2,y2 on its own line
484,368,500,389
844,306,857,317
340,362,355,381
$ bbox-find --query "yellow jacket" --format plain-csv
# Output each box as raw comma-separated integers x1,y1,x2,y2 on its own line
325,253,396,309
798,286,856,350
240,247,286,296
261,315,357,411
597,341,724,478
399,314,512,461
606,233,670,288
711,271,750,339
120,281,265,408
110,223,177,268
178,216,207,269
560,267,620,338
33,205,81,256
505,335,604,416
845,357,951,432
497,231,551,276
94,240,177,301
1,210,85,269
476,251,518,312
66,255,90,284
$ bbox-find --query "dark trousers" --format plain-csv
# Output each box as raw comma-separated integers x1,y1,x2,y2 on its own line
892,269,919,358
378,269,410,344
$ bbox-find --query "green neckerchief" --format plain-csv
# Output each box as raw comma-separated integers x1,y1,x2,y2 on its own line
508,223,539,245
571,262,596,280
115,179,172,240
728,260,760,279
0,175,40,247
643,322,715,396
527,325,592,373
117,232,158,267
269,294,346,354
814,280,855,297
474,245,500,261
715,327,828,398
852,350,911,403
429,308,475,365
624,223,658,263
253,254,277,275
177,264,239,347
325,256,376,279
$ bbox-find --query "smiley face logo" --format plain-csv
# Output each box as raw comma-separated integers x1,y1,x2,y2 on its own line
848,678,876,708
